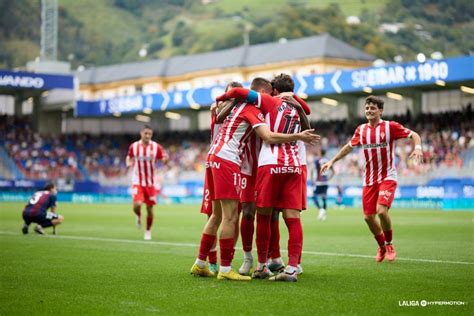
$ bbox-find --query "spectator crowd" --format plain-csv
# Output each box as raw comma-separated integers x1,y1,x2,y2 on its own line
1,104,472,183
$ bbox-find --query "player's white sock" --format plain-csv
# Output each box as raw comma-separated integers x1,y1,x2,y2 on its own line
284,265,298,274
195,259,206,269
257,262,266,270
271,257,283,265
219,265,231,273
244,251,253,260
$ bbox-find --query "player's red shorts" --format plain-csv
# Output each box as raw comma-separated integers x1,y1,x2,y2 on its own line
362,180,397,215
206,154,241,200
132,185,157,206
301,165,307,210
240,172,256,203
200,172,212,216
255,165,303,210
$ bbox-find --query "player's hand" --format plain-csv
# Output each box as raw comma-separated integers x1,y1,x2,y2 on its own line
409,148,423,164
298,129,320,145
320,161,333,174
281,95,302,109
210,102,218,114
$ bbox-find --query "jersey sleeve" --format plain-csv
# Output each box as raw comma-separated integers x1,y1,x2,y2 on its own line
155,144,167,162
293,94,311,115
242,106,266,128
390,121,413,140
216,88,251,103
127,144,134,158
349,125,362,147
49,194,57,208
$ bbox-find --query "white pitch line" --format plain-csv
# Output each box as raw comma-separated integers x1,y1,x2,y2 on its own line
1,231,473,266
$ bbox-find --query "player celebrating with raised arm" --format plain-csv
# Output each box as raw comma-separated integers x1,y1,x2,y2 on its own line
190,78,319,281
22,183,64,235
215,75,319,282
321,96,423,262
200,81,243,274
126,125,168,241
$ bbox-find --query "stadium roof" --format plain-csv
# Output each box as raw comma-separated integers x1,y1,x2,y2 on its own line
76,33,374,84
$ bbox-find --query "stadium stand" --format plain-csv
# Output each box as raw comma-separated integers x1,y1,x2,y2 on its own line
1,104,472,185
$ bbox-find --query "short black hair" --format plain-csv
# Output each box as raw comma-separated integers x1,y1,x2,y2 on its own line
365,95,384,109
321,149,326,156
271,73,294,93
142,124,153,131
44,183,55,191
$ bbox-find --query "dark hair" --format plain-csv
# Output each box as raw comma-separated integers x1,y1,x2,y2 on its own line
365,95,384,109
250,77,272,93
142,124,153,131
321,149,326,156
44,183,55,191
225,81,243,92
271,73,294,93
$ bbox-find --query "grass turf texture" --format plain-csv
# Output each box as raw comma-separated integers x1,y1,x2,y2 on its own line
1,203,472,315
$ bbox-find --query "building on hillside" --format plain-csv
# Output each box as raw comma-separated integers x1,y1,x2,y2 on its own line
76,33,374,101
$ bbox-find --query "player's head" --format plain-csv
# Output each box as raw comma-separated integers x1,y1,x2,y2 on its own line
250,77,272,94
364,95,384,120
140,124,153,143
44,183,57,194
321,149,326,156
225,81,243,92
271,73,294,95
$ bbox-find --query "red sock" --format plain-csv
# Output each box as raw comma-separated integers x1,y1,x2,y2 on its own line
219,238,235,266
256,213,271,264
208,250,217,264
198,233,216,261
240,216,254,252
384,230,393,244
269,219,281,259
284,217,303,267
146,216,153,230
374,233,386,248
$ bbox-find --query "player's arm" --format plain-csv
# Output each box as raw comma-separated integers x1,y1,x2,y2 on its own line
281,95,311,131
126,144,134,167
320,143,353,174
216,87,251,103
327,166,336,181
126,155,134,167
408,131,423,164
216,99,240,123
255,125,320,145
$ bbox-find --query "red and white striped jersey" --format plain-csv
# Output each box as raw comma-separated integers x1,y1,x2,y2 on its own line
256,94,302,167
209,103,266,165
349,120,412,186
127,140,167,187
210,111,221,144
241,132,262,176
297,141,307,165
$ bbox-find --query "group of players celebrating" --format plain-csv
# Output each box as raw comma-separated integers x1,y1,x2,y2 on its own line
19,72,423,283
190,73,423,282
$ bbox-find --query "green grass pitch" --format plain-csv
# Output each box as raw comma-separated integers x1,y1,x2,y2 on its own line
1,202,472,315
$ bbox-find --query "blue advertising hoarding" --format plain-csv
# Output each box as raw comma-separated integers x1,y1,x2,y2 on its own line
1,178,472,210
75,55,474,117
0,70,75,90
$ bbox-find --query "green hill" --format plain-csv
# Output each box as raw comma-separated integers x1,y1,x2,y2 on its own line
1,0,472,69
